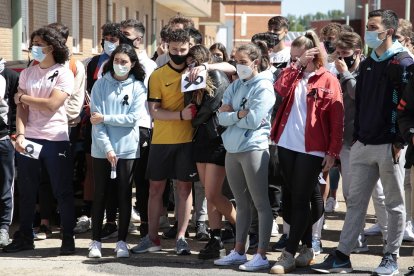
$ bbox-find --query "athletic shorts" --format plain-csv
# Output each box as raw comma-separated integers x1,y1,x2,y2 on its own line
146,143,199,182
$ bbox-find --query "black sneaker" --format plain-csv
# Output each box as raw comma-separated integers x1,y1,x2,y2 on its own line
311,251,353,273
60,233,75,255
34,224,53,240
198,236,226,260
221,228,235,244
162,222,189,239
101,223,118,240
196,221,210,241
249,233,258,249
272,233,288,252
3,231,35,253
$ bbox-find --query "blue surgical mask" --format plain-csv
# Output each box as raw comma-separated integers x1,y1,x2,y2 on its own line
113,64,130,77
104,41,117,56
364,30,386,50
31,46,47,62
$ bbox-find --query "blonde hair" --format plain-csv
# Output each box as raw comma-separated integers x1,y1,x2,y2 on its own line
291,30,325,69
187,45,215,105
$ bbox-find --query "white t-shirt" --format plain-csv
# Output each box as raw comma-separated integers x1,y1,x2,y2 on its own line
19,63,74,141
277,71,325,157
270,47,291,66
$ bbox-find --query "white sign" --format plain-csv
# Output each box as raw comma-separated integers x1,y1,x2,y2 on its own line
181,70,207,92
20,139,43,159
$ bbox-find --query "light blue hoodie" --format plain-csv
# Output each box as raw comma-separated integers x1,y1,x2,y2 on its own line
91,72,146,159
218,71,275,153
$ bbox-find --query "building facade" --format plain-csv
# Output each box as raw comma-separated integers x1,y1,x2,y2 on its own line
0,0,212,62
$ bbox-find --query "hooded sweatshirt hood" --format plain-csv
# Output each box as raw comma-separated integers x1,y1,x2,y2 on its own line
371,40,405,62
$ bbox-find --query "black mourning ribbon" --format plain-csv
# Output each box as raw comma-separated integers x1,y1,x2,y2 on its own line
240,97,247,109
122,95,129,106
48,70,59,82
184,75,204,89
25,144,35,158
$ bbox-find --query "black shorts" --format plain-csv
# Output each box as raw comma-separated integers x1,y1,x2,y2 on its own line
193,124,226,166
146,143,199,182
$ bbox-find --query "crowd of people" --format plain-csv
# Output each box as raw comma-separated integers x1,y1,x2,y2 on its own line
0,8,413,275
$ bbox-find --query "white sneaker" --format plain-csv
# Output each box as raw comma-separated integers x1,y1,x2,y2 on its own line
115,240,130,258
239,253,269,271
214,249,247,266
74,215,91,234
352,234,369,253
271,219,279,237
295,245,315,267
364,223,382,236
325,197,339,213
88,240,102,258
131,208,141,223
403,221,414,241
159,215,171,229
128,221,138,234
270,249,296,274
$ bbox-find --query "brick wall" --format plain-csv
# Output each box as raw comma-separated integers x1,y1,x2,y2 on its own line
0,0,12,61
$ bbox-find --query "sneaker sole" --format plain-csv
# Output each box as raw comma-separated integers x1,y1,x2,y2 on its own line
88,253,102,258
270,265,295,274
239,264,269,271
101,231,118,240
352,247,369,253
116,253,130,258
198,248,226,260
373,269,399,276
214,259,247,266
311,267,353,274
176,249,191,255
131,245,161,254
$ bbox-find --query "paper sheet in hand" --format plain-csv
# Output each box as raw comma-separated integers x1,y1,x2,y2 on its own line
181,70,207,92
20,139,43,159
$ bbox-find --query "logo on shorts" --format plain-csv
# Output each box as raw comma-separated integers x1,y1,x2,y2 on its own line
189,172,197,178
165,82,173,87
58,151,67,158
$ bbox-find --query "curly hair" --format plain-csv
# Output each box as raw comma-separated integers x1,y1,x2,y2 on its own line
167,28,190,44
168,15,194,29
187,45,215,105
103,44,145,82
30,27,69,64
320,22,342,39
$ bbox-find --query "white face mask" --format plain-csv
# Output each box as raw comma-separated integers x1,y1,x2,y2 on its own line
104,41,118,56
236,62,254,80
113,63,130,77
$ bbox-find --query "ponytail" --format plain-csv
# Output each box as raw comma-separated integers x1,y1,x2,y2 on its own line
292,30,325,68
253,40,270,72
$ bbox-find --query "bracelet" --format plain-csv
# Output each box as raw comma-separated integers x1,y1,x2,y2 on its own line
179,111,183,120
201,63,207,71
15,133,25,138
237,110,241,119
18,94,24,103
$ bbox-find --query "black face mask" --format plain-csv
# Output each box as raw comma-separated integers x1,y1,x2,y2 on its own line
324,41,336,54
170,53,187,65
342,55,356,69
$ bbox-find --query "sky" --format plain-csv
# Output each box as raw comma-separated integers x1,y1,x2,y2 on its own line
281,0,345,17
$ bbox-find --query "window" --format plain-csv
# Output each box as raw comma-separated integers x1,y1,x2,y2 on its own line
112,3,117,22
21,0,30,50
92,0,98,53
135,11,139,20
72,0,80,53
48,0,57,23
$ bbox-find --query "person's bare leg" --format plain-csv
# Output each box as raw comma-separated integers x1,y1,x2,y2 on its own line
176,181,192,238
148,180,166,240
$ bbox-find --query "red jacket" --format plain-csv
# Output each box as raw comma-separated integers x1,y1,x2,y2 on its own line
270,66,344,158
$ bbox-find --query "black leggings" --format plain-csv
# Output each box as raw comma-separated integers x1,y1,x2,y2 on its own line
92,158,135,242
278,147,324,255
